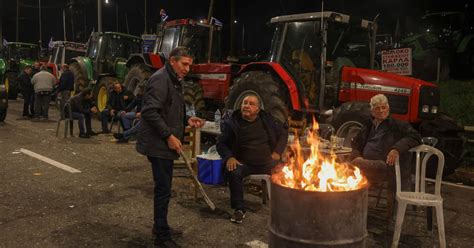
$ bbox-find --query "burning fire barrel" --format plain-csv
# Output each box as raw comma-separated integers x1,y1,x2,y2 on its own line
269,122,369,247
269,181,368,248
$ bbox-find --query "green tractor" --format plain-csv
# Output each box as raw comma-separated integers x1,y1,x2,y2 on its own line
400,11,474,80
1,42,39,99
69,32,142,111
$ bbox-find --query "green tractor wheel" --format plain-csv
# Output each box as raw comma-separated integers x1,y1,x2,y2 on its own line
4,72,18,100
69,62,88,94
124,64,151,95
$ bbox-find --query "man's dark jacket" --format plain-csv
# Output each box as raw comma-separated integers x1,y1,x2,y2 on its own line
57,70,75,92
69,92,94,114
136,63,187,160
216,109,289,164
106,89,134,111
18,72,33,94
124,95,143,113
351,116,421,161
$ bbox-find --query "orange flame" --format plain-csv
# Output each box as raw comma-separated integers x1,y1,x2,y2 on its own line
273,118,367,192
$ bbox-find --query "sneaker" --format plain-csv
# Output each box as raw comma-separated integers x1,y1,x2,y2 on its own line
117,137,129,143
79,133,91,139
230,209,246,224
152,227,183,238
154,239,181,248
87,131,98,136
113,133,123,139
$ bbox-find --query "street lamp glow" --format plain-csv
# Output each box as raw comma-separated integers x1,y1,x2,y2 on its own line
105,0,109,4
234,20,238,24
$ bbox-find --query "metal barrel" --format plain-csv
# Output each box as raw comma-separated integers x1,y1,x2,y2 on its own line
269,181,368,248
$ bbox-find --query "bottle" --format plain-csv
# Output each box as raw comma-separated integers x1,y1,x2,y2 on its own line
214,109,221,130
187,104,196,117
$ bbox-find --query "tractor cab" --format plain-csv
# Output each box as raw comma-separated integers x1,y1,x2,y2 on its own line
49,41,86,66
154,19,222,63
86,32,142,78
3,42,39,71
268,12,376,112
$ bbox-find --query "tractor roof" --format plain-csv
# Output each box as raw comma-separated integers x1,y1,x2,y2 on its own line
51,41,87,51
270,11,373,29
92,32,141,41
5,42,39,48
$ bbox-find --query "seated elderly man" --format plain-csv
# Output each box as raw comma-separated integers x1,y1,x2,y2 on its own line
217,94,288,224
351,94,421,190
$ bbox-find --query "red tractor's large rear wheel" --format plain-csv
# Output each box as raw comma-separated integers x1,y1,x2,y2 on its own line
226,71,288,124
69,62,88,94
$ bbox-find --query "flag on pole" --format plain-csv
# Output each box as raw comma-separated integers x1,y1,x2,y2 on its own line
2,38,8,46
160,9,169,22
48,37,54,50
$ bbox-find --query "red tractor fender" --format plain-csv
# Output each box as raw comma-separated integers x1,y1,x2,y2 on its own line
339,67,438,123
191,63,236,103
126,53,165,70
238,62,302,111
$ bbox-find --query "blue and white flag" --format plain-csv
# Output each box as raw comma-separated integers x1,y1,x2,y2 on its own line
48,37,54,49
210,17,223,27
160,9,168,22
2,38,8,46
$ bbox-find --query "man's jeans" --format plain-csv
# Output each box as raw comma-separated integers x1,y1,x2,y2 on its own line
100,109,117,132
148,156,174,242
226,162,275,210
72,112,92,134
123,120,141,139
34,92,51,118
120,112,137,130
22,91,35,117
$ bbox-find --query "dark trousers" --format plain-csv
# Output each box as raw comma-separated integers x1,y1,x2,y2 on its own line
226,163,274,210
34,92,51,118
148,156,174,241
100,109,120,132
22,91,35,117
72,112,92,134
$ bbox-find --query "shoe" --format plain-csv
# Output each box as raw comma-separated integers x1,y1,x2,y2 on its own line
79,133,91,139
154,239,181,248
113,133,123,139
87,131,98,136
152,227,183,238
230,209,246,224
117,137,129,143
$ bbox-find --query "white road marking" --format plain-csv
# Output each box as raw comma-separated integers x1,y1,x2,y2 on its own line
19,148,81,173
245,240,268,248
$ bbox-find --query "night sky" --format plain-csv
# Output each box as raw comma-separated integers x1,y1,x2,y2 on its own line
0,0,472,56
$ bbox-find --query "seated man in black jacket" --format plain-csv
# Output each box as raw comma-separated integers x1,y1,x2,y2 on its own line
69,87,98,138
99,81,134,133
351,94,421,190
216,94,288,224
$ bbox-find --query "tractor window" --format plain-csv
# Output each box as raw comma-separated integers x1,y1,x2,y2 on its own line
7,45,38,60
51,47,62,64
182,25,208,63
86,36,100,59
161,26,182,58
65,49,85,62
277,21,322,107
327,22,371,68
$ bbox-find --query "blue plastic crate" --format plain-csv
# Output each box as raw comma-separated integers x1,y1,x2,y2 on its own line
197,157,223,185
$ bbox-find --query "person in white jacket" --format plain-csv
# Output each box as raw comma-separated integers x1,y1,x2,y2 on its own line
31,65,56,120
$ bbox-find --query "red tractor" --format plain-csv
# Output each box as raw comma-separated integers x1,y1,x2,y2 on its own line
124,18,237,116
225,12,465,175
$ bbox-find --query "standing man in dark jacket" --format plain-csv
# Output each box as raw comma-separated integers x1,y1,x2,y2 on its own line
216,94,288,224
351,94,421,190
68,87,98,138
136,47,204,248
18,65,34,118
99,82,134,133
57,64,75,118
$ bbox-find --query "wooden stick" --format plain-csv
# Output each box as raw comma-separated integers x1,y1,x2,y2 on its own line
179,151,216,211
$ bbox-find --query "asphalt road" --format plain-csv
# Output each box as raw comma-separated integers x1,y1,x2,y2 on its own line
1,99,473,248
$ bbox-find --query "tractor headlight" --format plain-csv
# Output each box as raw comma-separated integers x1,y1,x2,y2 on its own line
431,106,438,114
422,105,429,113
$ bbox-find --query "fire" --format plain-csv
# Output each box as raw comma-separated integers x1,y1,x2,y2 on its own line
273,119,367,192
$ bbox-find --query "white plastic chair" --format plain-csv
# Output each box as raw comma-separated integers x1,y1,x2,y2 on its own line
392,145,446,248
247,174,271,204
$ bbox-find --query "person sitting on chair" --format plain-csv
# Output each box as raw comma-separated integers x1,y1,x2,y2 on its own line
216,94,288,224
68,87,98,138
114,85,145,143
99,82,134,134
351,94,421,191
